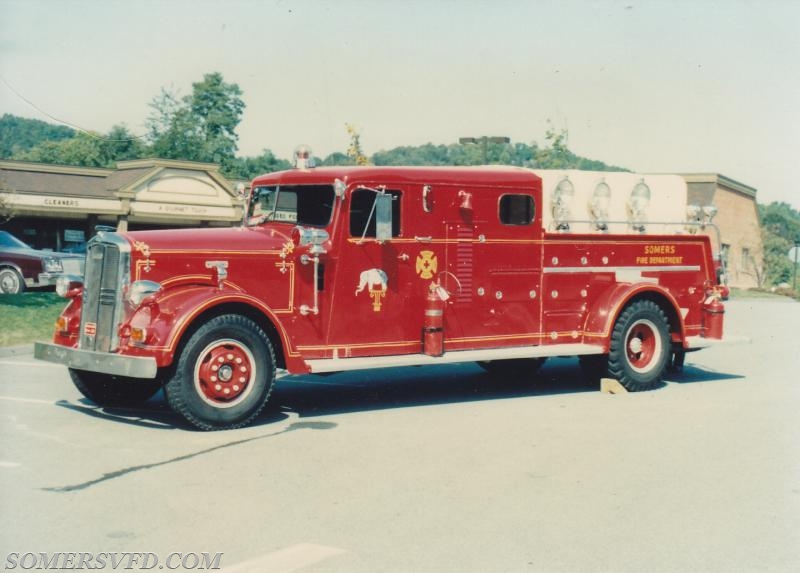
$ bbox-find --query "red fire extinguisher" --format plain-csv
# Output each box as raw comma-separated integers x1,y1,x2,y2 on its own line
702,289,725,339
423,282,447,356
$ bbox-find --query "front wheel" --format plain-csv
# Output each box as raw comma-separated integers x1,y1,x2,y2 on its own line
164,314,275,431
69,369,162,407
607,300,670,391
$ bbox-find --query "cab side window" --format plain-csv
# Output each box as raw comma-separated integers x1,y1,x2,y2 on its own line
499,194,534,226
350,188,402,237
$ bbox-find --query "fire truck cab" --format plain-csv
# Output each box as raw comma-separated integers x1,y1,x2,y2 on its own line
35,165,729,430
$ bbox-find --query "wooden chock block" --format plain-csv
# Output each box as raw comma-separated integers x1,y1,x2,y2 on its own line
601,378,628,394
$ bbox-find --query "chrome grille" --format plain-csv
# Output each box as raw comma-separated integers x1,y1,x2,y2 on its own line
79,237,129,352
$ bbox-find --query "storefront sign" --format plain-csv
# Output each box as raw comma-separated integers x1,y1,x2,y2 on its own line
132,201,237,220
3,193,123,214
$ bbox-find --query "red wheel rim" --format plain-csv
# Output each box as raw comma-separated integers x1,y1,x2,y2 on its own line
625,319,662,374
194,339,256,408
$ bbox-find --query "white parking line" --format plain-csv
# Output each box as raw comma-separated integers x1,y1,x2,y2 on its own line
221,544,347,573
0,395,57,405
0,360,63,368
0,461,21,468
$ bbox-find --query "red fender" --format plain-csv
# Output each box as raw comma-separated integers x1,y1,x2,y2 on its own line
120,285,301,372
582,282,686,352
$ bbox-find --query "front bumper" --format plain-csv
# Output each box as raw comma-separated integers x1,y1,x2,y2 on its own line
26,272,62,288
34,342,158,379
36,272,60,286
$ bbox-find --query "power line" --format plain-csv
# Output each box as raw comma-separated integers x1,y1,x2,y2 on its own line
0,74,148,142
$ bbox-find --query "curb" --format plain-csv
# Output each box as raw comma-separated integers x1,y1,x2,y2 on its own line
0,344,34,358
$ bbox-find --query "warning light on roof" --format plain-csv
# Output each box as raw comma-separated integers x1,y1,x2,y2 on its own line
293,145,315,169
552,176,575,232
627,178,651,233
589,178,611,232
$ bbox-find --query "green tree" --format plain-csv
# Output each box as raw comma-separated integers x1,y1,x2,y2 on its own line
146,72,245,174
14,125,145,168
0,114,75,159
320,151,351,166
760,230,793,287
760,202,800,243
0,173,16,224
758,202,800,288
228,149,291,180
102,125,147,163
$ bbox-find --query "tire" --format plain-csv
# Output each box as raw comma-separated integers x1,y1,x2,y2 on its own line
478,358,546,379
0,267,25,294
607,300,670,391
69,368,162,407
164,314,275,431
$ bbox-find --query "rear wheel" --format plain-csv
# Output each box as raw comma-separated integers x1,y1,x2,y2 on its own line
607,300,670,391
164,314,275,431
0,268,25,294
69,369,162,406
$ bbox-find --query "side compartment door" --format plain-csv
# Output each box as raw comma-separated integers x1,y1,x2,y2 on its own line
446,191,542,349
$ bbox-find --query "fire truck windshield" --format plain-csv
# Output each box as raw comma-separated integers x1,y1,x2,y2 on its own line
248,184,335,227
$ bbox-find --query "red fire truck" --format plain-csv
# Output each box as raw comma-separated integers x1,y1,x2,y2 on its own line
35,163,729,430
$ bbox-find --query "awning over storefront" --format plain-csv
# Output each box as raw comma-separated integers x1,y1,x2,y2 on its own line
0,159,243,231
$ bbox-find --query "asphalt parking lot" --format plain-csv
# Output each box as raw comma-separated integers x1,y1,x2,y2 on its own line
0,298,798,572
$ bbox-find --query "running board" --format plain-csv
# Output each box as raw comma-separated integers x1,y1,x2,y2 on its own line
305,343,606,374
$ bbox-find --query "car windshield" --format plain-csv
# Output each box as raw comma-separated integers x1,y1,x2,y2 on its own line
0,231,30,249
247,184,335,227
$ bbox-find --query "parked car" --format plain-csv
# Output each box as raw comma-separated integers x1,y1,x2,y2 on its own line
0,230,85,294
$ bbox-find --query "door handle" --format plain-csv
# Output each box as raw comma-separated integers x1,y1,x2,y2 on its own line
398,253,410,261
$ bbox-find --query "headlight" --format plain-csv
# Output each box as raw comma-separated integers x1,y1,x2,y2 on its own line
56,275,83,298
128,280,162,306
43,258,63,273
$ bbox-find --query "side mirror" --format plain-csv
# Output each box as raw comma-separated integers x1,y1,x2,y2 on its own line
375,193,393,242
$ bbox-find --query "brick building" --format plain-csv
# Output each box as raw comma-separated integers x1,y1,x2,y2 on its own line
682,174,764,288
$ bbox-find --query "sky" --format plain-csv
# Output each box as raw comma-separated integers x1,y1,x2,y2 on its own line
1,0,799,207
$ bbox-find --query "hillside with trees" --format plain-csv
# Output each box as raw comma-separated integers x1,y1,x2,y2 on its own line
0,114,75,159
369,128,626,171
